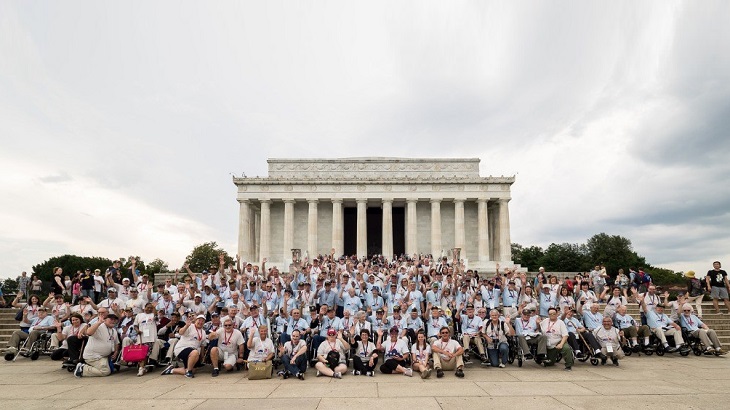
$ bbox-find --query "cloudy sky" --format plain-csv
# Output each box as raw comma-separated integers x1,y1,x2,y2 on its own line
1,1,728,279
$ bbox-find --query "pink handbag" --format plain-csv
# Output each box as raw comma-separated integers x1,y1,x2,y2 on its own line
122,344,149,362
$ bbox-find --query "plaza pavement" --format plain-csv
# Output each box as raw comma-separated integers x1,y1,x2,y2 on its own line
0,354,728,410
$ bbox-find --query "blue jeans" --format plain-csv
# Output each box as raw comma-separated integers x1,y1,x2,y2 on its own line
487,342,509,367
282,353,307,375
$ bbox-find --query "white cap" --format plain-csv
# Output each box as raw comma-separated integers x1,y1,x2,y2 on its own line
194,294,202,298
195,315,206,320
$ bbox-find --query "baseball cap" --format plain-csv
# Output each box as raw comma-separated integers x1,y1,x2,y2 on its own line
327,328,337,336
195,315,206,320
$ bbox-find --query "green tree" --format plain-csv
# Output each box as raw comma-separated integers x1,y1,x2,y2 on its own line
184,242,234,272
512,243,544,270
32,255,114,284
2,278,19,294
585,233,646,277
540,243,590,272
147,258,169,277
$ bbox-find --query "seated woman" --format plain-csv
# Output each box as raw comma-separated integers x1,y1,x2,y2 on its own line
410,330,432,378
50,313,84,361
352,329,378,376
483,309,513,368
314,328,349,378
247,324,275,363
376,327,412,376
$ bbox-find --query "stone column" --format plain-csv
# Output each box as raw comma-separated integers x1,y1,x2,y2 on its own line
382,199,393,258
283,199,294,263
498,198,512,261
477,198,489,262
259,200,271,263
356,199,368,258
253,208,260,262
430,199,442,258
331,199,343,257
454,199,465,254
237,199,251,262
406,199,418,256
307,199,319,258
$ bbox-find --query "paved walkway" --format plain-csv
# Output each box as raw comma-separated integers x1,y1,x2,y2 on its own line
0,354,728,409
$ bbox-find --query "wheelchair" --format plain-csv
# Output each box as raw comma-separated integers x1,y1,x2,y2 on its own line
512,336,557,367
645,332,691,357
456,332,489,365
681,327,720,357
573,332,600,366
4,331,54,362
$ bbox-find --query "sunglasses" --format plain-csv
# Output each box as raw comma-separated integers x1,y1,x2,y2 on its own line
440,331,450,335
224,324,233,327
683,310,691,312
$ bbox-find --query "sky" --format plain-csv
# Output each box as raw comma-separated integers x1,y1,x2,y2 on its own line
0,1,728,279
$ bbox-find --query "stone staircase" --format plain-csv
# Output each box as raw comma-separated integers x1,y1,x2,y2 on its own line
0,309,18,348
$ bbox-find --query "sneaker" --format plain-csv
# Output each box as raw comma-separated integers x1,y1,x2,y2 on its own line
575,350,582,358
632,344,641,353
333,372,342,379
524,353,533,360
316,370,321,377
564,366,572,371
74,363,84,378
455,368,464,378
161,365,174,375
463,358,473,365
366,371,374,377
541,360,553,367
137,367,146,377
665,346,678,353
297,372,305,380
705,348,715,356
436,368,444,378
612,358,619,366
277,370,285,377
601,356,607,365
212,368,220,377
404,368,413,377
498,363,506,368
184,371,194,378
351,370,360,376
283,372,290,379
423,368,432,379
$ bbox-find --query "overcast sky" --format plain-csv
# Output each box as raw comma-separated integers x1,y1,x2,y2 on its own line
1,1,728,279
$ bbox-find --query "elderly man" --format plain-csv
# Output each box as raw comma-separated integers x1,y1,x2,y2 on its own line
74,313,120,377
5,306,56,356
614,305,651,352
594,316,623,365
431,326,464,378
680,304,724,355
643,302,683,353
208,317,244,377
456,303,488,364
513,308,547,361
540,307,573,371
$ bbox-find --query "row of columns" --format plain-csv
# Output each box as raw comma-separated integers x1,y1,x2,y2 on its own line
237,198,511,263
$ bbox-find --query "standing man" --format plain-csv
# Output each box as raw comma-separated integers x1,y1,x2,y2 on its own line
17,272,31,301
706,261,730,315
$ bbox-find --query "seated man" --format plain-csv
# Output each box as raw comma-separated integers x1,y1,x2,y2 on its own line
74,313,120,377
247,324,275,364
513,308,547,361
562,308,603,359
431,326,464,378
279,329,307,380
376,327,412,376
679,304,724,355
161,314,208,378
208,317,244,377
643,302,684,352
593,316,623,365
456,303,488,364
5,306,56,355
614,305,651,351
539,307,573,371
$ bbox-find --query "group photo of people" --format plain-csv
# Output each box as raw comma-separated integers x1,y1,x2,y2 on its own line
2,253,728,381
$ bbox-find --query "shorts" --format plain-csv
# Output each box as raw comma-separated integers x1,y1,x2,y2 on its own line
221,351,237,367
176,347,196,365
710,286,729,300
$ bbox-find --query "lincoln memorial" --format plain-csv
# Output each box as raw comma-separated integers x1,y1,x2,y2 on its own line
233,158,515,271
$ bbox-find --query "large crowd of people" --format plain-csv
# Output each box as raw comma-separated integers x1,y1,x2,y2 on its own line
2,254,728,380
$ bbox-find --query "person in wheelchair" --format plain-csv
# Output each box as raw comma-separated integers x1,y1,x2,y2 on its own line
539,307,573,371
679,304,724,355
514,308,547,361
161,314,208,378
209,317,245,377
594,316,623,365
5,306,56,357
614,305,651,352
562,308,603,359
456,303,488,364
483,309,514,368
377,326,413,376
643,302,683,353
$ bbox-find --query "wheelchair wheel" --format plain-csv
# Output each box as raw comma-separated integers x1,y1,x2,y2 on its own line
30,351,40,360
590,358,599,366
644,349,654,356
517,358,522,367
4,353,14,361
694,347,703,356
680,349,690,357
578,354,589,362
624,348,632,357
508,355,515,364
655,347,665,357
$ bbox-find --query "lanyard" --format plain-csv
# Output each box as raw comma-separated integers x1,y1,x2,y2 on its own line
546,320,556,334
223,330,233,345
195,327,203,341
361,341,369,356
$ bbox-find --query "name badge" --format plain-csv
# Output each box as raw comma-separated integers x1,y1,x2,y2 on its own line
143,328,150,337
224,351,230,360
489,301,495,309
606,344,614,353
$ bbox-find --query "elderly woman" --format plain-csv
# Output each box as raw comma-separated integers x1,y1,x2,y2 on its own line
484,309,513,368
247,324,275,363
314,328,349,378
133,302,160,376
377,327,412,376
352,328,378,376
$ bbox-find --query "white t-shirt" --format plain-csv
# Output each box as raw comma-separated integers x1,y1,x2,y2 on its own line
126,298,145,315
316,339,347,364
461,315,483,335
249,337,275,362
134,313,157,344
383,338,408,359
410,343,432,363
215,328,244,355
540,318,568,348
83,323,117,361
432,338,461,360
355,340,376,360
174,325,207,356
283,339,307,357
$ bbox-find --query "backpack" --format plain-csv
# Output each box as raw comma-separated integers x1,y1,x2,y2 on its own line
633,272,643,286
642,273,652,284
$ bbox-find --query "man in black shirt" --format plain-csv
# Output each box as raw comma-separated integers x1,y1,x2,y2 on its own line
706,261,730,314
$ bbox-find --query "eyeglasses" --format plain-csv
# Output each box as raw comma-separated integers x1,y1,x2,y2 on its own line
440,331,450,335
683,310,691,312
223,324,233,327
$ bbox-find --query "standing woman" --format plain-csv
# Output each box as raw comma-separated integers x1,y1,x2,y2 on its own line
134,302,159,376
410,330,432,378
31,275,43,295
51,267,65,296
